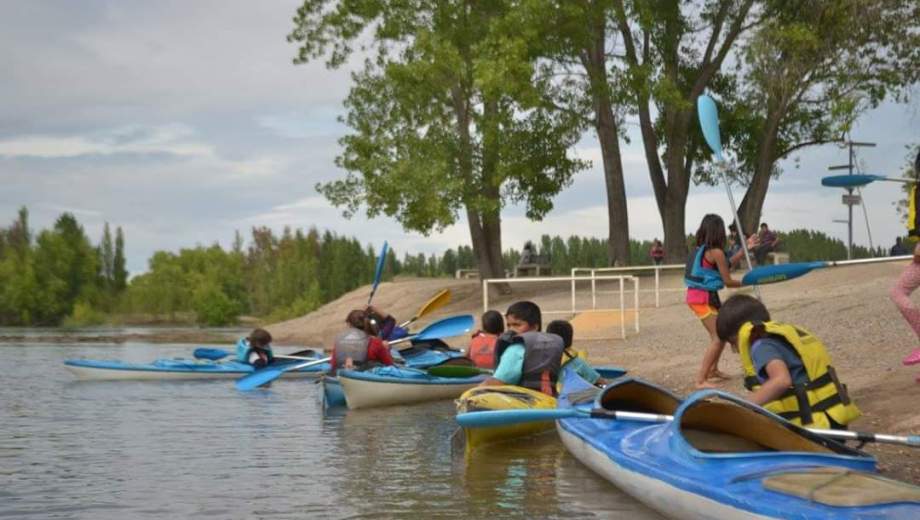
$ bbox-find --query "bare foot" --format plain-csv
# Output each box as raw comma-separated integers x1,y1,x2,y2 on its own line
707,369,731,380
695,380,720,390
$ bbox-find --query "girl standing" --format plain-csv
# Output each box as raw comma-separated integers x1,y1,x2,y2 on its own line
685,214,743,389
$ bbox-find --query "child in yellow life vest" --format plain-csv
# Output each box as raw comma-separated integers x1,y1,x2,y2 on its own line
715,294,860,430
546,320,609,388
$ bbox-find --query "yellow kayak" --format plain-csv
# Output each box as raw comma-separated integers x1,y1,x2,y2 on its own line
455,385,557,451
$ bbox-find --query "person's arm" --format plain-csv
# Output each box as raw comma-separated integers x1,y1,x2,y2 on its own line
367,337,394,366
481,344,524,386
708,249,741,288
749,359,793,405
913,242,920,264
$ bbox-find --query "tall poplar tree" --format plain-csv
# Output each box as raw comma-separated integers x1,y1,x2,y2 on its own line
113,227,128,292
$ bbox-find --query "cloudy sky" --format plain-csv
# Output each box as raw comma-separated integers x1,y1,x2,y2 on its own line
1,1,918,275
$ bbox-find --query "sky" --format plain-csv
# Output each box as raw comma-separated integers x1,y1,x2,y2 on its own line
1,1,918,275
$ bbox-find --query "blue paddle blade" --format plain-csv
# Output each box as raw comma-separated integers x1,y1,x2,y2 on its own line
456,408,583,428
414,315,474,341
697,95,724,161
741,261,828,286
193,347,230,360
373,241,388,286
235,366,287,391
821,174,881,188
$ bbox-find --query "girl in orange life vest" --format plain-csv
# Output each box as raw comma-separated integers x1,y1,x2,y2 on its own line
685,214,743,389
469,310,504,369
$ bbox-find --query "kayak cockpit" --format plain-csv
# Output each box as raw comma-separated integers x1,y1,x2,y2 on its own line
675,390,865,456
595,377,682,416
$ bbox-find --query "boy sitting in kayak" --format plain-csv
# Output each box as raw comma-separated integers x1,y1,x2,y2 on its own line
546,320,609,387
331,309,395,375
715,294,860,430
236,328,275,368
469,310,504,369
479,301,565,396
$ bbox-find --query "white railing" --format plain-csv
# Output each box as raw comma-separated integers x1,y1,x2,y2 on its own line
482,275,639,339
571,264,684,308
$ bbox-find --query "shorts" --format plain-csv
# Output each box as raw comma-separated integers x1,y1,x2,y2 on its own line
688,303,718,320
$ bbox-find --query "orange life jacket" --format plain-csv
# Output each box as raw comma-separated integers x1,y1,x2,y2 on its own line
468,332,498,369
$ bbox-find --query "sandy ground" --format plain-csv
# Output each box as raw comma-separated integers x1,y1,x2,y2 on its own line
270,260,920,484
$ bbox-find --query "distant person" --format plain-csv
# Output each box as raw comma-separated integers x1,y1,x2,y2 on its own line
330,309,395,375
469,310,504,369
546,319,610,387
753,222,779,265
649,239,665,265
235,328,275,368
891,237,909,256
685,214,743,389
480,301,565,396
520,241,536,265
716,294,861,430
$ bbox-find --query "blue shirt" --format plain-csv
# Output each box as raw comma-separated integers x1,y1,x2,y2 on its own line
750,337,808,386
492,343,525,384
563,355,601,385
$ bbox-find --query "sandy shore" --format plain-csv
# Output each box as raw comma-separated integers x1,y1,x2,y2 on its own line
271,260,920,484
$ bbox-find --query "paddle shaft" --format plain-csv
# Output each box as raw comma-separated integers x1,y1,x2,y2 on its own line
458,408,920,447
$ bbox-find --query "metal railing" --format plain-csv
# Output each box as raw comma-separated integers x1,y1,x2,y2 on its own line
571,264,684,308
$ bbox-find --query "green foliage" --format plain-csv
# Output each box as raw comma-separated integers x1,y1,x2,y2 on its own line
63,301,107,327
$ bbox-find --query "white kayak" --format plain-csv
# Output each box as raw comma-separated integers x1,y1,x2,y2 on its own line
337,366,486,410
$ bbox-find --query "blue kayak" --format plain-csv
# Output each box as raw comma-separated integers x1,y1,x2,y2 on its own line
64,355,329,381
556,369,920,519
337,365,486,409
322,376,346,409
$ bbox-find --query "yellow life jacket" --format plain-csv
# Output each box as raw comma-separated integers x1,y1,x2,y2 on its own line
738,321,861,429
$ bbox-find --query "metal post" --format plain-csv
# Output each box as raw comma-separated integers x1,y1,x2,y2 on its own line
591,270,597,310
829,140,876,259
654,265,660,308
633,276,640,333
619,276,625,340
570,274,576,316
482,279,489,313
718,162,760,300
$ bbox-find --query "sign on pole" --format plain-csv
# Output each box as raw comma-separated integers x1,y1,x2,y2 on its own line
842,194,862,205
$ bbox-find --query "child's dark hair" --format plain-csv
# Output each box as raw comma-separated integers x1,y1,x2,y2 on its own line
248,328,272,349
696,214,726,250
716,294,771,342
546,320,573,348
506,301,542,330
481,310,504,335
345,309,377,335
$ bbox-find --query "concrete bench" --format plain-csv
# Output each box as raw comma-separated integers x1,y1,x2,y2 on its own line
454,269,479,279
766,252,790,265
514,263,551,277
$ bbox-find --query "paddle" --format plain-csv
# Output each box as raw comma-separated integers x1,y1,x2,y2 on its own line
697,95,759,297
368,241,389,305
235,315,473,391
455,408,920,448
399,288,451,328
821,174,913,188
741,255,913,286
235,356,331,391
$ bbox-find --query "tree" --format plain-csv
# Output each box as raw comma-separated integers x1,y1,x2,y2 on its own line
290,0,586,281
613,0,759,261
720,0,920,233
99,223,115,290
113,227,128,292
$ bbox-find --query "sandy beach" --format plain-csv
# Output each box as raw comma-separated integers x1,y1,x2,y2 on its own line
270,259,920,484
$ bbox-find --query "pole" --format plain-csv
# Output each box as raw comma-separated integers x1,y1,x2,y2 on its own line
718,163,761,300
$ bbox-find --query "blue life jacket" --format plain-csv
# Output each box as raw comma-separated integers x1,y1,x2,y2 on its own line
235,338,249,363
684,246,724,291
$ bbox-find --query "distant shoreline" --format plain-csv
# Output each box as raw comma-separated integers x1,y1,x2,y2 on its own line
0,330,239,345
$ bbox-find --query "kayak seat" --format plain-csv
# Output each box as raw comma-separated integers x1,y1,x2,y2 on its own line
680,398,839,454
598,379,682,415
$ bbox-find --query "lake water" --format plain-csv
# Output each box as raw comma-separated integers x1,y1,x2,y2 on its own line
1,342,661,519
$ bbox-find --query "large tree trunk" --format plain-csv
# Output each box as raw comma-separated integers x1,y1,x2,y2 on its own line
738,111,782,234
582,18,630,266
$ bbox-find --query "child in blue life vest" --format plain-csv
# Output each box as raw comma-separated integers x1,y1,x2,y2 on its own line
235,328,274,368
546,320,609,387
685,214,744,389
479,301,565,396
715,294,860,430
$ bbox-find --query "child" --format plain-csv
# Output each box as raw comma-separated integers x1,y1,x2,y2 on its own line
330,309,395,375
685,214,743,389
236,328,275,368
479,301,565,396
715,294,860,430
546,320,609,387
469,310,504,369
366,305,409,341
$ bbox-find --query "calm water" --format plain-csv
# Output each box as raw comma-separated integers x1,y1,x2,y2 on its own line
1,342,661,519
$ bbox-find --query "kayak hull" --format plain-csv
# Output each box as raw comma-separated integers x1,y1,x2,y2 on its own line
338,367,485,410
322,376,346,408
556,369,920,519
64,358,328,381
456,385,557,451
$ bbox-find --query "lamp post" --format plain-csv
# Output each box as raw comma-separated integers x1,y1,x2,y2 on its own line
828,140,876,259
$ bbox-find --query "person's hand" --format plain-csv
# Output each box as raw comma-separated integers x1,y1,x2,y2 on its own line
344,357,355,369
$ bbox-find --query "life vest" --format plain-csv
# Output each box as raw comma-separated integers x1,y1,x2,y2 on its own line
235,337,273,366
468,332,498,369
684,246,724,291
738,321,861,429
518,331,565,396
334,328,369,369
909,184,920,241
